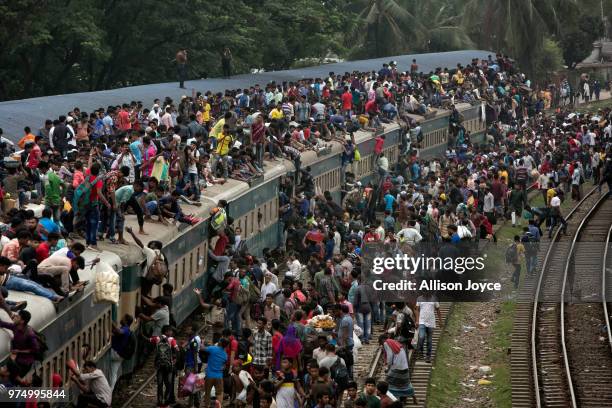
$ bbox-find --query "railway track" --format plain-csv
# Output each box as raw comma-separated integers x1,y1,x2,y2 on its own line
562,198,612,407
511,187,611,408
112,313,211,408
364,303,452,406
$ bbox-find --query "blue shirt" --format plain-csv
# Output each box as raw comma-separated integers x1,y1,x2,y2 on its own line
337,315,354,347
204,345,227,379
130,140,143,165
384,194,395,212
39,217,60,241
111,326,130,354
527,225,541,240
185,335,202,369
325,239,334,261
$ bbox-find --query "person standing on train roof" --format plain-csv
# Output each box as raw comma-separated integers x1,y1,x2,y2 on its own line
176,48,188,89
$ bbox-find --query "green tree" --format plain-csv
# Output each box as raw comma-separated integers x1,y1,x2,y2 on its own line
533,37,565,83
349,0,422,58
407,0,474,53
559,0,612,68
462,0,571,75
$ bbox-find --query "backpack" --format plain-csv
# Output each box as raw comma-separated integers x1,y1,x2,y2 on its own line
505,244,518,264
119,332,136,360
155,337,174,370
398,312,416,340
330,357,349,389
146,252,168,285
72,174,104,213
235,284,250,305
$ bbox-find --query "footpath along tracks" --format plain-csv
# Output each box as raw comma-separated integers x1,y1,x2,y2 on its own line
363,303,452,407
511,187,612,408
113,313,212,408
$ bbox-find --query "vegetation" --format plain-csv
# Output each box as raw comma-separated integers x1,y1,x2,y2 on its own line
1,0,611,100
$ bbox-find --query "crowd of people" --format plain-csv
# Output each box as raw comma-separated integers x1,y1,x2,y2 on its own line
0,52,610,408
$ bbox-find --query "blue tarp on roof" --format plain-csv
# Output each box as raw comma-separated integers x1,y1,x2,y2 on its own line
0,50,493,142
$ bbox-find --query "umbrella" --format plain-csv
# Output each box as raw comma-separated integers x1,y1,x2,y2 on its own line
305,230,325,243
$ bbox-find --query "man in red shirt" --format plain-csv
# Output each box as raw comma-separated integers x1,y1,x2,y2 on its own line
374,134,385,156
26,136,43,169
341,86,353,118
223,272,242,335
35,232,60,263
222,328,239,368
117,104,131,131
365,98,381,128
361,225,380,249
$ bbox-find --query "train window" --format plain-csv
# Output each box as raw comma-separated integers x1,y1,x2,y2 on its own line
272,198,277,223
95,322,100,355
181,255,186,285
190,252,195,283
45,361,51,386
58,351,65,383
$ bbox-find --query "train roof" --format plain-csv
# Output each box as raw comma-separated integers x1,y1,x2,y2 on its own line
0,50,492,141
0,249,123,359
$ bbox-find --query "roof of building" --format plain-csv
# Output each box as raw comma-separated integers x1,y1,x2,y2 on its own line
577,39,612,68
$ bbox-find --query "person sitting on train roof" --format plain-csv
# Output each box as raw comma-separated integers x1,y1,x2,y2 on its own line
36,250,86,297
0,256,63,302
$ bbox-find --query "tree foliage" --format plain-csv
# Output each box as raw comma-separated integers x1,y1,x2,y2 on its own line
1,0,610,100
0,0,351,100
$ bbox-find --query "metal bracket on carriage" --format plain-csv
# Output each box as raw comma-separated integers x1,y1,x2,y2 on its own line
248,174,265,187
316,146,332,157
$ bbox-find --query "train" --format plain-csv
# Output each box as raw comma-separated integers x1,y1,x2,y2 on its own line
0,78,488,395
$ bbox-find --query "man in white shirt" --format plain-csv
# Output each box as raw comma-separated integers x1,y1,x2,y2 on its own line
415,293,441,363
148,104,161,123
318,344,346,370
548,191,567,238
285,253,302,281
312,335,329,364
333,228,342,255
396,220,422,244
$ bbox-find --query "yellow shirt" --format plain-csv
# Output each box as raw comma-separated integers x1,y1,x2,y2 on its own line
270,108,283,120
498,170,508,183
216,133,233,156
546,188,555,206
210,118,225,139
201,103,211,122
453,72,464,85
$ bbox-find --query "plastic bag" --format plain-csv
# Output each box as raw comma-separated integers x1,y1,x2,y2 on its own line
182,372,197,394
354,148,361,161
94,261,120,304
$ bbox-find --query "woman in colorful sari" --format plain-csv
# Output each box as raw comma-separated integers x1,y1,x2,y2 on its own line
379,334,417,404
279,325,303,373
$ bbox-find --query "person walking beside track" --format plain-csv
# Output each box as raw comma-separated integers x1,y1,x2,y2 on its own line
415,290,441,364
